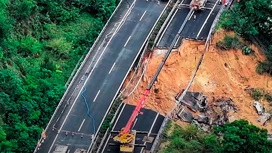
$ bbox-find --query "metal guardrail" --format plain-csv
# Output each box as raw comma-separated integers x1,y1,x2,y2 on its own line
92,102,125,153
34,0,127,152
153,0,179,48
149,8,195,153
137,0,175,69
150,4,226,153
87,1,171,152
87,0,173,152
119,0,174,100
65,0,127,88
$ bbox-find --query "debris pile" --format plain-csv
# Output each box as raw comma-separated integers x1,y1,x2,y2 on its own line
177,107,194,122
173,91,238,131
123,30,272,132
253,101,272,126
177,91,208,112
258,112,271,126
209,97,238,126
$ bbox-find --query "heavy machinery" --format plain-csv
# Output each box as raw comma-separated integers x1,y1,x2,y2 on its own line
113,8,194,152
190,0,207,10
113,90,150,152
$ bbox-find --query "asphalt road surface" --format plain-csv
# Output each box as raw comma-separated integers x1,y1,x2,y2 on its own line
100,104,165,153
157,0,221,48
36,1,167,153
98,1,223,152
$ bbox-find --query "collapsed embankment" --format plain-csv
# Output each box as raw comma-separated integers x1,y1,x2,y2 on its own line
122,30,272,132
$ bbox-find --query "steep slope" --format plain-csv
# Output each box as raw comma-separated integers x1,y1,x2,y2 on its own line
123,30,272,132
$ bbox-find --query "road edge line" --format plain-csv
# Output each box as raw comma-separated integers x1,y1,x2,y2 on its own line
87,1,170,152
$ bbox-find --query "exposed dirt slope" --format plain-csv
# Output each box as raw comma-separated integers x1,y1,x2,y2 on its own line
123,30,272,132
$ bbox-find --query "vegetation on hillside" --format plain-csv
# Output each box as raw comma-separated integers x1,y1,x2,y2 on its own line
0,0,117,152
219,0,272,75
161,120,272,153
215,35,245,50
161,124,221,153
161,1,272,152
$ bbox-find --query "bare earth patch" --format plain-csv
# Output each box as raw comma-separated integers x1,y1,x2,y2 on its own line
122,30,272,132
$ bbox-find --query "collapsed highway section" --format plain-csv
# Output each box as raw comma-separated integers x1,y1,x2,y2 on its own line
99,104,165,153
98,0,224,152
109,7,194,153
35,0,168,153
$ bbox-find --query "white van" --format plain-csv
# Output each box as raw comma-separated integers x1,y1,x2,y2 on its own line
253,101,264,115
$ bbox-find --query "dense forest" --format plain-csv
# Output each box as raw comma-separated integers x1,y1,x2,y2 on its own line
220,0,272,75
162,120,272,153
0,0,117,152
162,1,272,152
0,0,271,152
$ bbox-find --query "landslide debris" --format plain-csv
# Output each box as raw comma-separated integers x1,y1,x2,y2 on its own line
122,30,272,132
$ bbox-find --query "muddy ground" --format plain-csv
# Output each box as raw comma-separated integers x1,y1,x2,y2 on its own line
122,30,272,132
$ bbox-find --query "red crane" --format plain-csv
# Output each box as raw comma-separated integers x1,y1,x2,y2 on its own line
113,89,151,152
113,41,175,151
113,8,194,152
122,89,150,133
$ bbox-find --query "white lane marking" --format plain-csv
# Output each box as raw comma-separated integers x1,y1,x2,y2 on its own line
114,1,135,35
124,36,131,47
78,119,86,132
88,2,170,152
174,35,181,48
188,11,194,20
47,1,136,152
157,8,178,45
180,0,185,4
108,62,116,74
49,30,110,152
101,104,126,153
67,149,70,153
101,133,112,153
139,10,147,21
115,16,126,35
133,118,138,128
196,0,220,38
140,113,160,153
113,104,126,129
148,113,159,135
93,90,101,102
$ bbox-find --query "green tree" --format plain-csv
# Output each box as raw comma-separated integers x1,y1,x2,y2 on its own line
221,0,272,44
46,37,72,58
222,0,272,37
9,0,37,20
0,0,12,40
17,36,43,57
0,69,23,97
0,126,6,141
163,125,221,153
0,0,117,151
76,0,117,21
162,120,272,153
214,120,272,153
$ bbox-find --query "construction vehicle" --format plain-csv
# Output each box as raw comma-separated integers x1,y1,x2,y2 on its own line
113,9,193,152
113,90,150,152
190,0,207,10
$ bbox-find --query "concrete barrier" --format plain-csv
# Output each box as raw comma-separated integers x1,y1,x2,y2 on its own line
150,4,226,152
34,1,128,152
154,0,179,48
